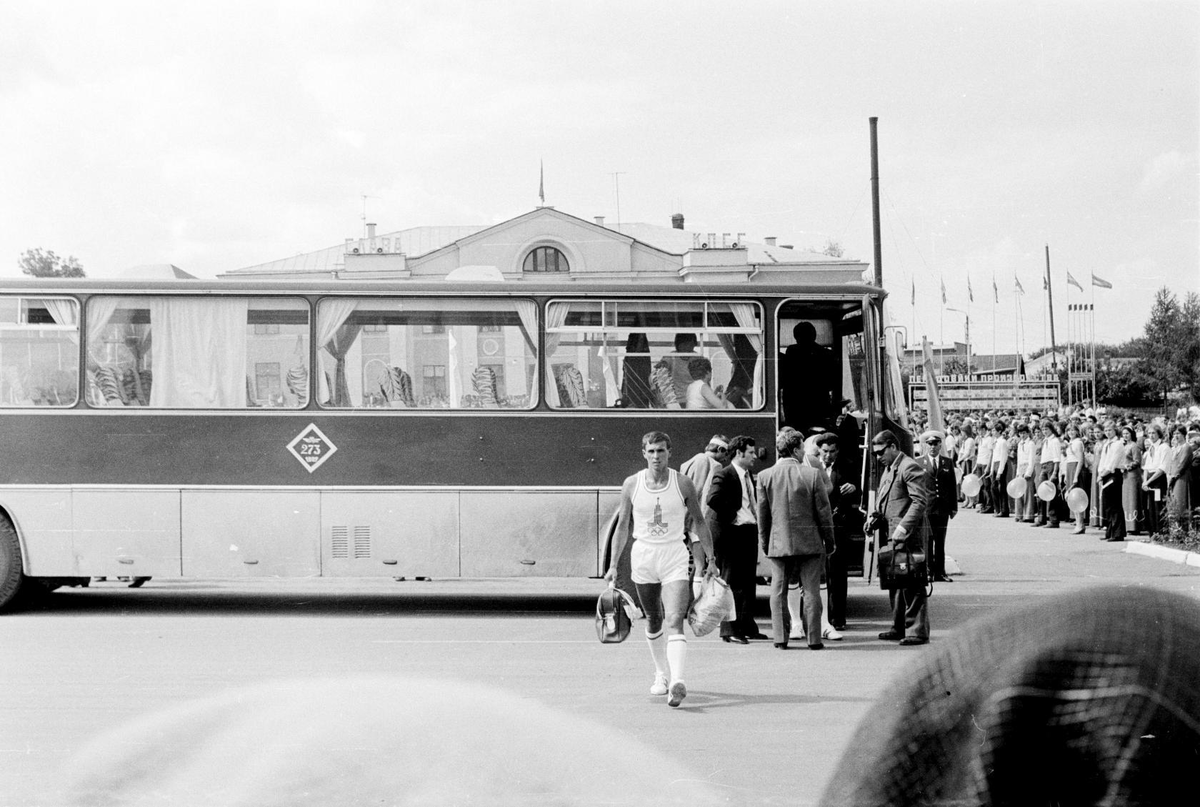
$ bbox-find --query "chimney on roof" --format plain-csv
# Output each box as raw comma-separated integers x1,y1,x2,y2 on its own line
594,216,605,226
764,237,777,247
671,213,685,230
366,222,376,239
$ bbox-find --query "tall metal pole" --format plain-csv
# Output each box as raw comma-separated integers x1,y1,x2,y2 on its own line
1046,245,1058,376
870,118,883,289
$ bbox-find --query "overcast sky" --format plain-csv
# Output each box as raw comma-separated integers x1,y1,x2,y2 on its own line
2,1,1196,355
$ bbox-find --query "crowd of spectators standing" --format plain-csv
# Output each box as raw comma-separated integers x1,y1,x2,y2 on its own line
906,404,1199,540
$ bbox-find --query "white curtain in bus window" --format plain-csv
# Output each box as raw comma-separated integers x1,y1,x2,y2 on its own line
0,296,80,406
85,296,310,408
544,300,762,410
315,298,537,409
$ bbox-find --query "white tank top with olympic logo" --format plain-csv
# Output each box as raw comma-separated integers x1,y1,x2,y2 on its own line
631,469,688,546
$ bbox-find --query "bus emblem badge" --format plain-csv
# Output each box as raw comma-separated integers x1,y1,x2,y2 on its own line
287,424,338,473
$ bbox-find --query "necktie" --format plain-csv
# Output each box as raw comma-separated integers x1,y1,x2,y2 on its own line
743,472,755,510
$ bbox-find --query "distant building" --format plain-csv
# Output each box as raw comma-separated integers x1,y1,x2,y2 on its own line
970,353,1026,379
221,207,869,286
899,342,968,376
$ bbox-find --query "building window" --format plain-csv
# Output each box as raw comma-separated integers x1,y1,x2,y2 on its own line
523,246,568,273
423,365,447,401
254,362,282,406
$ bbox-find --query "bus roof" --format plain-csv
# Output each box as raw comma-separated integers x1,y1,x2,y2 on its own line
0,277,888,300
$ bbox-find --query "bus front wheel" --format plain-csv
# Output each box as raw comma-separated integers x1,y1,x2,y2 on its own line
0,516,27,613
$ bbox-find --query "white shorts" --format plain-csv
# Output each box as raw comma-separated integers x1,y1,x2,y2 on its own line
630,539,691,585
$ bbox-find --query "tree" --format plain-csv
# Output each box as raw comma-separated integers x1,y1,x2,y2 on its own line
822,239,845,258
1180,291,1200,402
18,248,85,278
1141,287,1184,403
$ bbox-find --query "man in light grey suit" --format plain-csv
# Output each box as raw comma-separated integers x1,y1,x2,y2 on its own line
757,428,835,649
868,429,932,646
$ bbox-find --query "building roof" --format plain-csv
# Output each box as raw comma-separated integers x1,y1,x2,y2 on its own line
227,226,487,277
225,208,864,278
121,264,196,279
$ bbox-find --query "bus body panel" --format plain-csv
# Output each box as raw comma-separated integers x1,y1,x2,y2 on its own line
181,489,321,577
0,490,74,576
72,489,181,577
0,414,775,488
320,490,460,578
459,490,599,577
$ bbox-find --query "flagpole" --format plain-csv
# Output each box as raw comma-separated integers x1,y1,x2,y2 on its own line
911,278,916,359
939,278,944,376
1045,245,1058,379
1070,299,1080,405
1090,279,1096,408
991,272,997,369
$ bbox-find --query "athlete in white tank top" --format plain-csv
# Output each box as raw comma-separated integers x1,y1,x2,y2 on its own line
605,433,717,709
631,469,688,546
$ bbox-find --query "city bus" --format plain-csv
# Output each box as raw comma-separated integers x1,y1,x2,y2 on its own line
0,277,906,610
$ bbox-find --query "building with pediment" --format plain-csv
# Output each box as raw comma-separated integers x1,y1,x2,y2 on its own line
221,206,869,286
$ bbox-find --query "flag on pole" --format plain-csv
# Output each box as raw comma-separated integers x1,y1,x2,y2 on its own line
1014,275,1025,295
921,337,945,432
1067,271,1083,292
1043,271,1048,291
911,279,915,306
992,276,999,303
1091,273,1113,289
538,160,545,205
968,277,974,303
940,277,947,305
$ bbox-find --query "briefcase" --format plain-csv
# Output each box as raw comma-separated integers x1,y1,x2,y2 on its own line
877,543,927,591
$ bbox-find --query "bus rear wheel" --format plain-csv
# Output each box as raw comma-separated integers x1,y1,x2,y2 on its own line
0,516,27,613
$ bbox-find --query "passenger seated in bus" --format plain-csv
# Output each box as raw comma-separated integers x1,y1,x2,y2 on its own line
619,332,654,408
665,333,699,404
650,359,681,409
724,334,756,409
781,322,837,432
685,357,732,410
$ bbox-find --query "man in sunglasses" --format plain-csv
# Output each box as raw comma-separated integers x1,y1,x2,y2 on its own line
867,430,932,646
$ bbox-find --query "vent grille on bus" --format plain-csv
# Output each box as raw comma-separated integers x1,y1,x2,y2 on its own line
354,526,371,559
331,526,348,558
331,525,372,559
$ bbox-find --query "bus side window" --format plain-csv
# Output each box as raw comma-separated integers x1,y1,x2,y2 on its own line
84,296,310,409
0,296,80,407
316,298,538,410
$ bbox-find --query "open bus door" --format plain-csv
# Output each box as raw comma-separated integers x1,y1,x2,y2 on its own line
774,294,883,578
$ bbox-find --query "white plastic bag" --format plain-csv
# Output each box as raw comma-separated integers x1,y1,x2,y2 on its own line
687,573,735,637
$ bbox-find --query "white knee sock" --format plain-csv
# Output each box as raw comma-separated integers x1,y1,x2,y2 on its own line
645,630,668,678
666,634,687,683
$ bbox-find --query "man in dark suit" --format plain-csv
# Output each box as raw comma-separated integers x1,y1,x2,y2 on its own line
817,432,860,630
918,429,958,583
868,429,932,646
757,428,835,649
705,435,764,643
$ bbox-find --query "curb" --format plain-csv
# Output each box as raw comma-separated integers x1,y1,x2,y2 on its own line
1125,540,1200,568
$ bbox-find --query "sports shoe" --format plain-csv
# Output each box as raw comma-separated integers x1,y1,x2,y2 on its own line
667,680,687,707
822,626,843,641
649,673,669,696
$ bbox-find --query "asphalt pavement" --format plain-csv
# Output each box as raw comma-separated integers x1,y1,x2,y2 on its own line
2,508,1198,806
